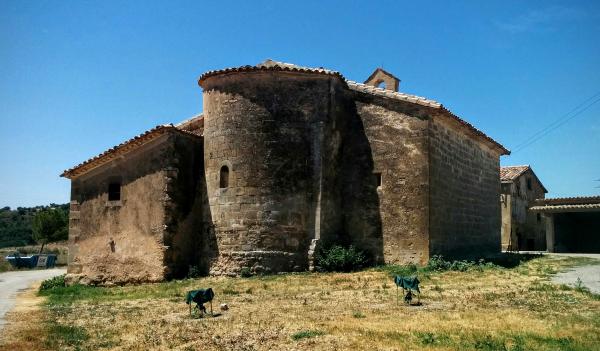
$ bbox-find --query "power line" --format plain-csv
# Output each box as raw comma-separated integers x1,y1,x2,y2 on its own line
513,90,600,150
512,94,600,153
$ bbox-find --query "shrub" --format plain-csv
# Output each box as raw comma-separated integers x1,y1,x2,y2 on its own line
0,256,12,273
240,267,253,277
291,330,324,341
352,311,366,318
426,255,496,272
39,274,66,291
187,265,202,279
316,245,369,272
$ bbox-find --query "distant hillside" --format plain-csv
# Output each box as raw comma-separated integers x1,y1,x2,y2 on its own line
0,203,69,248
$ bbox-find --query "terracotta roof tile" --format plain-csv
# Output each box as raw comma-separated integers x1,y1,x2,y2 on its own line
533,196,600,206
176,114,204,136
346,80,441,108
198,59,345,86
500,165,547,193
61,124,201,179
500,165,530,181
529,203,600,212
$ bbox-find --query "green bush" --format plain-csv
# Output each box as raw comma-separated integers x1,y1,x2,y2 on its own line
39,274,66,291
187,265,202,278
240,267,253,277
0,256,12,273
426,255,496,272
316,245,369,272
291,330,324,341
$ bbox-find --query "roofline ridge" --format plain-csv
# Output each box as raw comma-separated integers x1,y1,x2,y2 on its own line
60,124,201,179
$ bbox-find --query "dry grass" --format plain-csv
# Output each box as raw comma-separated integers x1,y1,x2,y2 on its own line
0,283,50,351
2,255,600,351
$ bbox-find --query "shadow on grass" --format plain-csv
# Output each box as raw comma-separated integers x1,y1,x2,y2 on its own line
486,252,543,268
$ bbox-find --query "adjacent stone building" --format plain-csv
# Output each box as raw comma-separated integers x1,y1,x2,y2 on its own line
500,165,548,251
61,60,509,284
531,196,600,253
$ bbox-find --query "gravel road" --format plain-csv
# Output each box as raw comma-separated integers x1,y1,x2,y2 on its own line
0,268,66,330
533,253,600,294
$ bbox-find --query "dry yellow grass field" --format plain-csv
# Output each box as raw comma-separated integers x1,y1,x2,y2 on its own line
1,255,599,351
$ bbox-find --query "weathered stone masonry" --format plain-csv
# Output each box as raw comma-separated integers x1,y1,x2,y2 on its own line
429,115,504,258
62,60,509,284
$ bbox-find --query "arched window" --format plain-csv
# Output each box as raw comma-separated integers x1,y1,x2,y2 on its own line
375,80,386,89
219,165,229,188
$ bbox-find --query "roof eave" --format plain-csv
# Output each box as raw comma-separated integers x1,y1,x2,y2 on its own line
60,125,202,180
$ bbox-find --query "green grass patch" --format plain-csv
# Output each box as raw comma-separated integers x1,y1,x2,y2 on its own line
352,310,365,318
291,329,325,341
222,288,240,295
414,331,451,346
45,323,89,348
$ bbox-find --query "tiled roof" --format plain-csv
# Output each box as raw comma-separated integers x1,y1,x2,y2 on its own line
530,203,600,212
346,80,441,108
198,60,509,155
176,114,204,136
500,165,548,193
500,165,530,181
533,196,600,206
61,124,201,179
198,59,345,86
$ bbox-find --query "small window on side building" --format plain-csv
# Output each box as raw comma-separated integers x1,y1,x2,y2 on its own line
527,178,532,191
537,213,541,223
374,172,382,188
219,165,229,188
108,182,121,201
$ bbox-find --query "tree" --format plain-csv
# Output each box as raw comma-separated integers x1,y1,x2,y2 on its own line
31,208,68,253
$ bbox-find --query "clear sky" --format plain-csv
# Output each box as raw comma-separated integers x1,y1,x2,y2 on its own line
1,0,599,208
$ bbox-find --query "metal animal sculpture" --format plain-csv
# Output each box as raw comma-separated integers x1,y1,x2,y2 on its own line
185,288,215,316
394,276,421,305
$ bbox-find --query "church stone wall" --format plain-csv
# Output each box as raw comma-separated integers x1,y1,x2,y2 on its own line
428,116,502,258
67,136,170,285
201,71,346,275
66,132,203,285
343,94,430,265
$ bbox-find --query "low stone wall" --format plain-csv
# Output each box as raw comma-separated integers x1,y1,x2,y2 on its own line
208,250,306,276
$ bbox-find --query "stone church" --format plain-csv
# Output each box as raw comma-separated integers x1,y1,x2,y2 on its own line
61,60,509,285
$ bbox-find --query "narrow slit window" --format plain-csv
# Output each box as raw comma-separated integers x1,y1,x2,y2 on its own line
374,172,382,188
219,165,229,188
108,182,121,201
527,178,532,190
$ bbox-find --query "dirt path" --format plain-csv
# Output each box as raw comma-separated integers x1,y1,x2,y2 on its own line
0,268,66,330
539,253,600,294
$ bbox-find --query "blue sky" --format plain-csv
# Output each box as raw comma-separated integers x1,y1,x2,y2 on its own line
1,0,599,207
